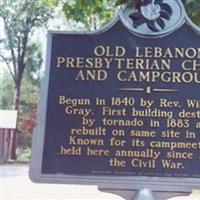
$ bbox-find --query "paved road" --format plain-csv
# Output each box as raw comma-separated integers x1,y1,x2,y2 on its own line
1,165,200,200
1,164,123,200
1,164,28,177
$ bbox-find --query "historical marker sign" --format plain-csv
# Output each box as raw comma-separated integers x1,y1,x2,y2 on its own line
30,0,200,192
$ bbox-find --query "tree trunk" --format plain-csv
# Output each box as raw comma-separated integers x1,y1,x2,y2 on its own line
7,30,27,161
7,130,16,160
7,81,21,160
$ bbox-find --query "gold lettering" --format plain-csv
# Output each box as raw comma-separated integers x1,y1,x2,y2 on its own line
56,56,65,67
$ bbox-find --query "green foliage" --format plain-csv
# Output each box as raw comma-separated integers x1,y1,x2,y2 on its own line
20,71,39,107
115,0,135,6
115,0,128,6
26,42,43,87
16,147,31,161
41,0,58,6
186,0,200,25
0,0,53,50
0,0,53,88
0,71,39,148
0,0,52,159
17,72,39,148
0,0,53,102
62,0,200,29
0,71,14,109
62,0,118,30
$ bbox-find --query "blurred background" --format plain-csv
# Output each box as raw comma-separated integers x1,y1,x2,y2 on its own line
0,0,200,199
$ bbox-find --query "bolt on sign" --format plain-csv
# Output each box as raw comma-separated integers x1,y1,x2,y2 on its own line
30,0,200,194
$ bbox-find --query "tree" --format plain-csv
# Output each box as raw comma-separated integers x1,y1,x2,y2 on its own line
62,0,118,31
0,0,53,160
17,70,40,150
0,43,42,159
17,42,42,151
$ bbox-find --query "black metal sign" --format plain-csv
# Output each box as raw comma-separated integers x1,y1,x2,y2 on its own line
30,0,200,192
